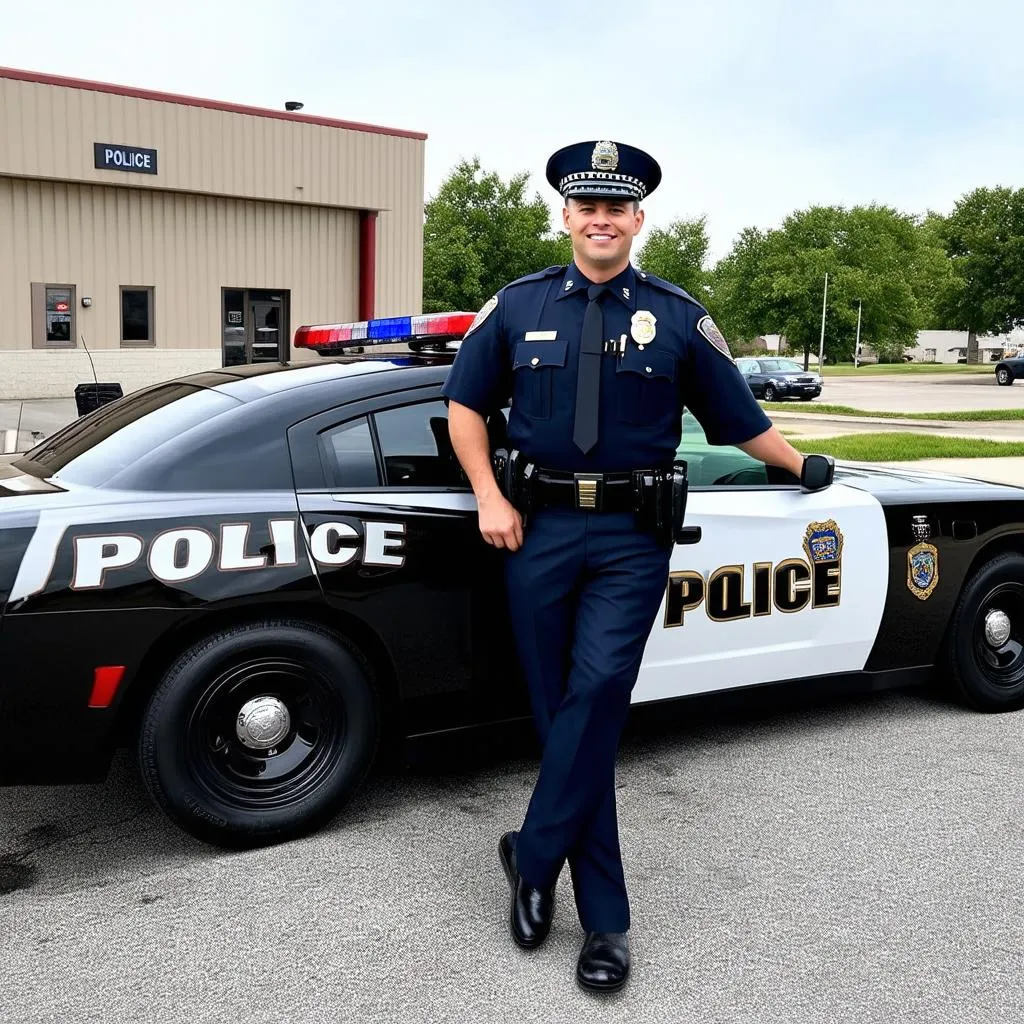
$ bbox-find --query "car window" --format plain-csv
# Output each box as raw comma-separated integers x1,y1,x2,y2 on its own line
677,410,796,487
759,359,804,373
373,400,468,489
319,416,381,488
15,382,249,489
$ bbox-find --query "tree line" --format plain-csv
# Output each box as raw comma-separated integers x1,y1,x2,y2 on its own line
423,158,1024,365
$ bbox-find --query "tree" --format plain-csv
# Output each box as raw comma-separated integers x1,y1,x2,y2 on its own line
422,159,571,313
634,217,713,306
932,187,1024,362
712,204,938,366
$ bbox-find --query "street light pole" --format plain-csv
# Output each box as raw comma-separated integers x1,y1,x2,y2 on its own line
854,299,862,369
817,272,828,371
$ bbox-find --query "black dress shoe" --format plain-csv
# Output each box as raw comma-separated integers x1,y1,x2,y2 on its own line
577,931,630,992
498,831,554,949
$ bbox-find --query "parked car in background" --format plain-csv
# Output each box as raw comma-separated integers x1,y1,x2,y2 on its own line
736,357,823,402
994,356,1024,386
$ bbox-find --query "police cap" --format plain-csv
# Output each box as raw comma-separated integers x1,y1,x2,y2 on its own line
545,140,662,203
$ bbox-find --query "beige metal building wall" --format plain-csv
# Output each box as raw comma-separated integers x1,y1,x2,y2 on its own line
0,177,361,397
0,68,426,399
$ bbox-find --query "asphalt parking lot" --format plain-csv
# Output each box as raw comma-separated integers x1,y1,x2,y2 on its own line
2,686,1023,1024
818,371,1022,413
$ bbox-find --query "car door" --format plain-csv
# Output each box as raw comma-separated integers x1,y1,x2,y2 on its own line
633,412,890,703
287,386,525,734
736,358,758,397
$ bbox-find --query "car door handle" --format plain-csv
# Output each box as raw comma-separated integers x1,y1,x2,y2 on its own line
677,526,702,545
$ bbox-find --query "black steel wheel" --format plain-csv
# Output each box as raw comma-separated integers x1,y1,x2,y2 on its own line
945,553,1024,712
763,383,778,402
139,620,378,846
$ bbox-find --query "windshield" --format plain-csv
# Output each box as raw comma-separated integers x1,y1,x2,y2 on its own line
17,383,242,488
759,359,806,373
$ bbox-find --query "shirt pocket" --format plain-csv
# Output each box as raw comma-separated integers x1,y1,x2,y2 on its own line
512,337,569,420
615,346,677,425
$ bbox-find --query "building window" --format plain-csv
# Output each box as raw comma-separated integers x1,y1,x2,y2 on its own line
31,283,76,348
121,287,154,345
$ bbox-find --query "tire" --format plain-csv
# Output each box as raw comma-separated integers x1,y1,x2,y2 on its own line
996,367,1012,386
763,384,778,402
139,619,379,847
944,553,1024,712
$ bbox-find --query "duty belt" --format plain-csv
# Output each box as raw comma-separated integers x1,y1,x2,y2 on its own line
532,468,643,513
491,447,699,546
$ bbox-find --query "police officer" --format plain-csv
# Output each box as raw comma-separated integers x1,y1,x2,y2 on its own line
443,140,810,992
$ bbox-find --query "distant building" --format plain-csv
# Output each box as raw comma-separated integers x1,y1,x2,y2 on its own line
897,328,1024,364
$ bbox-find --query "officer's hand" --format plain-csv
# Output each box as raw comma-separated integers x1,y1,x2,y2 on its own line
478,492,524,551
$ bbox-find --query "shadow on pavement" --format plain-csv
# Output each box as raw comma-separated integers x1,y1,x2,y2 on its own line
0,677,964,898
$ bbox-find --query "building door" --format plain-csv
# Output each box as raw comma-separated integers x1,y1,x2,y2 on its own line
221,288,290,366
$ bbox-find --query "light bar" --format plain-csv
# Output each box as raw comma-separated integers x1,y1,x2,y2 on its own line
294,311,477,353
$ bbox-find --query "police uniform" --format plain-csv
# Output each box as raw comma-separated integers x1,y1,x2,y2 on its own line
442,140,772,989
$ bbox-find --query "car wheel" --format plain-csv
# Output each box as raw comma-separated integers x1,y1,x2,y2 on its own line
996,367,1012,385
763,384,778,402
139,619,379,847
944,553,1024,712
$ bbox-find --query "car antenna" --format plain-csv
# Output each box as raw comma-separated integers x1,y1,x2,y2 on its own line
80,332,100,403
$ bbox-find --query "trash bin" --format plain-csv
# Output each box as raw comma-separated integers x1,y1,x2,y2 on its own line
74,382,124,417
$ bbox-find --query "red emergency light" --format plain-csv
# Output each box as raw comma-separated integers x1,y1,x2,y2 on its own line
294,311,477,355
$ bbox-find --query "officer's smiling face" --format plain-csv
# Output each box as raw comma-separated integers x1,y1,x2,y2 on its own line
563,197,644,276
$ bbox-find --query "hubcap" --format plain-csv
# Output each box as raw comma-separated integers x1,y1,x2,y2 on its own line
984,609,1012,648
236,695,291,750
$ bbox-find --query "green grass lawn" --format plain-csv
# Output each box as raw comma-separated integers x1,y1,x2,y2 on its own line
763,402,1024,422
791,433,1024,461
815,362,993,376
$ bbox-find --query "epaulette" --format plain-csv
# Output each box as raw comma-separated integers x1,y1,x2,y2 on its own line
503,266,565,291
636,269,703,307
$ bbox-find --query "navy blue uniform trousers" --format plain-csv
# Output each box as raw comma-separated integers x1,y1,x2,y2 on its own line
505,506,671,933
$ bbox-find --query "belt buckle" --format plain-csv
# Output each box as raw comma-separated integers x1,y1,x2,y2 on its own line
574,473,600,510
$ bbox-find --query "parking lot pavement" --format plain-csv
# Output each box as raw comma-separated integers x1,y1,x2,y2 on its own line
0,399,77,452
819,373,1023,413
2,688,1023,1024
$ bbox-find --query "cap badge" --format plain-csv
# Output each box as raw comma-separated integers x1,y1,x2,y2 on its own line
630,310,657,345
591,141,619,172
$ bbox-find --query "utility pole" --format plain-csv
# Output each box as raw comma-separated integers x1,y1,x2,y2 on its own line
817,272,828,371
854,299,862,369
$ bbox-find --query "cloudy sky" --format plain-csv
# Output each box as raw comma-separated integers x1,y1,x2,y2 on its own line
2,0,1021,259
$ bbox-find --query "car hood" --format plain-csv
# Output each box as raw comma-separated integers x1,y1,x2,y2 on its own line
835,461,1024,501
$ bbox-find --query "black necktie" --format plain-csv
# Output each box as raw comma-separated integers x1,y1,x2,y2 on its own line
573,284,606,453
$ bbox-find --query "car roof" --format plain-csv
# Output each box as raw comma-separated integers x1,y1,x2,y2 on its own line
176,352,455,403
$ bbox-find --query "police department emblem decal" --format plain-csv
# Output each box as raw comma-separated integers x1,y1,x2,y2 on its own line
464,295,498,338
696,315,734,362
907,542,939,600
803,520,843,564
592,141,619,171
630,310,657,345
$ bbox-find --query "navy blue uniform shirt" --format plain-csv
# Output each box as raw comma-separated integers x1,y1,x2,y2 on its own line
442,261,772,473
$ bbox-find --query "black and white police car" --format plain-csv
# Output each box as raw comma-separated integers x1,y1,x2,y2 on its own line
3,311,1024,849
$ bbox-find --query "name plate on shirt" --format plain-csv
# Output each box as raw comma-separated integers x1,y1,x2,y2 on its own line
524,331,558,341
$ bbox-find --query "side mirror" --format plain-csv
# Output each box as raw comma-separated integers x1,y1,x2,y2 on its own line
800,454,834,492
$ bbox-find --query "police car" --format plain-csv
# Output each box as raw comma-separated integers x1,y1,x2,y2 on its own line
3,311,1023,849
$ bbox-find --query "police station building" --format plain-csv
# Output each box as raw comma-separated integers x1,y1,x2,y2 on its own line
0,67,426,399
